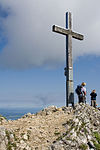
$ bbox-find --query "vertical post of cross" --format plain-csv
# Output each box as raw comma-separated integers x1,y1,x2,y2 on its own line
52,12,84,107
66,12,74,107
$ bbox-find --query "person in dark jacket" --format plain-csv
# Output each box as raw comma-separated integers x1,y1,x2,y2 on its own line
90,90,97,108
75,82,86,103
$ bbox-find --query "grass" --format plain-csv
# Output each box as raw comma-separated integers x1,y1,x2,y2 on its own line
79,144,88,150
21,132,25,136
7,141,17,150
94,132,100,143
74,125,78,131
93,141,100,150
6,130,17,149
6,130,10,141
92,132,100,150
84,127,88,134
54,132,60,136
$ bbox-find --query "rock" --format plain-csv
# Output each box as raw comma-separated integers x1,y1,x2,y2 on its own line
0,115,7,125
0,104,100,149
49,104,100,150
22,112,32,118
23,133,28,140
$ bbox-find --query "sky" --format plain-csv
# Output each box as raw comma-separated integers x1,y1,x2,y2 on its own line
0,0,100,108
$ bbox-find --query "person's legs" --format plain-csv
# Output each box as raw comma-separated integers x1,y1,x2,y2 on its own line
91,100,94,107
78,95,81,103
94,100,96,108
85,98,86,104
78,95,83,103
91,100,92,106
83,96,86,104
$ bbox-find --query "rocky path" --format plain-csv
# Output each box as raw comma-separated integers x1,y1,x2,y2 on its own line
0,106,73,150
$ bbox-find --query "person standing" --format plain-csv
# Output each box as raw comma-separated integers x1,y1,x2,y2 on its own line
75,82,86,103
90,90,97,108
81,82,87,103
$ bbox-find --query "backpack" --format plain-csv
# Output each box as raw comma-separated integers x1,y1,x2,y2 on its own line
75,85,82,95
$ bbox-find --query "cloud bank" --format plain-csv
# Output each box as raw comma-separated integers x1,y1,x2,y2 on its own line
0,0,100,69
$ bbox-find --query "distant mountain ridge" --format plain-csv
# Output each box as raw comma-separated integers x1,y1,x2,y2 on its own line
0,104,100,150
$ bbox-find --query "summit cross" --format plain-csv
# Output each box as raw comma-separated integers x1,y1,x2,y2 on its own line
52,12,84,107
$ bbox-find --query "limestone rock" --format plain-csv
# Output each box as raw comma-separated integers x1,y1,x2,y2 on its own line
0,104,100,149
49,104,100,150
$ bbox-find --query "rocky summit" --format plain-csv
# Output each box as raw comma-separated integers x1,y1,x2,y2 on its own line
0,104,100,150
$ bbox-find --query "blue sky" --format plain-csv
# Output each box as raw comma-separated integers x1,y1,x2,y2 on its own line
0,0,100,108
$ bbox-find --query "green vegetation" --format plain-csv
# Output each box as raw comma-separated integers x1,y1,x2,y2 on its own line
75,125,78,131
6,130,17,150
94,132,100,143
21,132,25,137
66,119,73,125
27,134,30,140
56,131,68,141
93,132,100,150
27,130,31,140
77,126,82,136
84,127,88,134
79,144,88,150
76,121,88,136
13,133,18,141
6,130,10,141
56,136,62,141
66,137,72,140
0,114,7,120
81,122,86,128
27,130,31,134
54,132,60,136
7,141,17,150
56,120,77,141
93,141,100,150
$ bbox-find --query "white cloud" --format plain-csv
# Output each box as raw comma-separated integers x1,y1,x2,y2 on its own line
0,0,100,69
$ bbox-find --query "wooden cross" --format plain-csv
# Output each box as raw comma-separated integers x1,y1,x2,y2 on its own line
52,12,84,107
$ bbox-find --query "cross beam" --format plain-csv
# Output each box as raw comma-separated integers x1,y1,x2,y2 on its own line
52,12,84,107
52,25,84,40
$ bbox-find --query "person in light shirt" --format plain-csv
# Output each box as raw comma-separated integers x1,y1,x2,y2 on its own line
75,82,86,103
81,82,87,103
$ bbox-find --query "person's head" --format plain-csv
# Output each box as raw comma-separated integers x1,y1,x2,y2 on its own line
81,82,86,86
92,89,96,93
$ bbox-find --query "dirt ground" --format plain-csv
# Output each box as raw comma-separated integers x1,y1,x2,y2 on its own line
1,107,73,150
